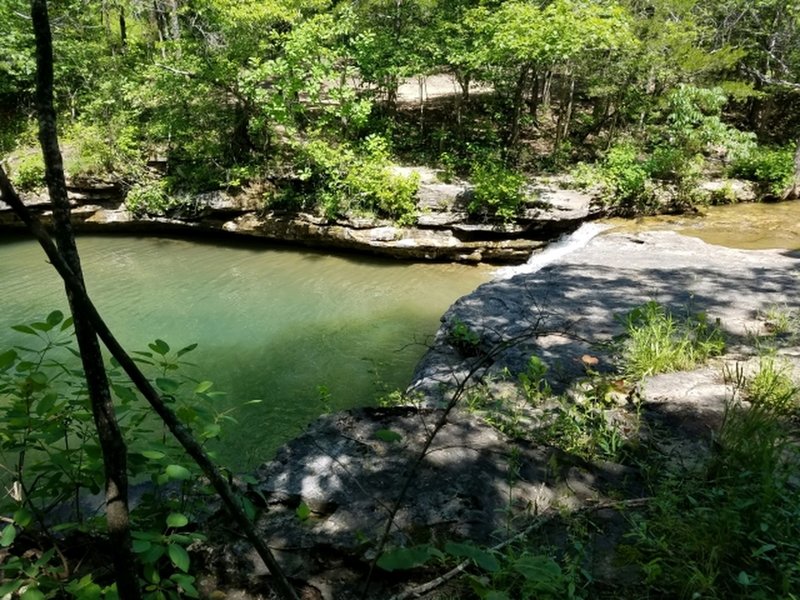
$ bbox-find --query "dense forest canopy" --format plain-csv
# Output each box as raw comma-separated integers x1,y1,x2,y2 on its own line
2,0,799,218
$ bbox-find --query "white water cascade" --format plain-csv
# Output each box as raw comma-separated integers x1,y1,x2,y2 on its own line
494,221,610,280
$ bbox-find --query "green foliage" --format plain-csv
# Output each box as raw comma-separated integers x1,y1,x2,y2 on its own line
61,121,144,180
746,354,798,415
597,142,654,214
542,385,631,462
468,161,526,221
292,135,419,222
0,314,227,597
10,151,46,191
125,181,174,217
619,301,725,380
729,145,795,196
628,371,800,598
446,318,481,356
465,541,587,600
518,356,551,404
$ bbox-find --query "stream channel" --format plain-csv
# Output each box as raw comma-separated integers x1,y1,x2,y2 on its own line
1,200,797,469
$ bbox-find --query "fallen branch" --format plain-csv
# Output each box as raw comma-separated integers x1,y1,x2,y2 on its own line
388,496,652,600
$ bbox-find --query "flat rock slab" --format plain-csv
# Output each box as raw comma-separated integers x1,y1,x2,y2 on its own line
205,407,636,595
410,231,800,399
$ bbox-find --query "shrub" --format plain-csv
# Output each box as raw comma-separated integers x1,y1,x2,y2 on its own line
0,315,222,597
467,160,526,221
729,145,794,196
598,142,656,214
11,152,45,191
62,120,144,180
125,180,173,216
294,136,419,223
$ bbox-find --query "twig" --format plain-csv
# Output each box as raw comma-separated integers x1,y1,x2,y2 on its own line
153,62,195,78
388,496,652,600
361,317,559,597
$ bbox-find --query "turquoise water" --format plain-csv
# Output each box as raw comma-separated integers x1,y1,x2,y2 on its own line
0,234,489,468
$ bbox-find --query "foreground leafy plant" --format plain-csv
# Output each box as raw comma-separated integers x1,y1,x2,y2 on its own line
0,314,229,598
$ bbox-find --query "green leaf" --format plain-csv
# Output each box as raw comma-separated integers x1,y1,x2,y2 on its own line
176,343,198,357
374,429,402,443
46,310,64,327
377,545,437,571
170,573,199,598
166,513,189,528
0,524,17,547
20,587,46,600
201,423,221,439
113,385,138,404
738,570,752,586
295,502,311,521
11,324,37,335
168,544,191,573
0,581,23,597
752,543,776,557
241,496,257,521
156,378,180,393
445,541,500,573
29,371,48,389
13,508,33,528
149,339,170,356
0,349,17,371
60,316,74,331
194,380,214,394
35,393,58,416
165,464,191,480
132,539,152,553
485,592,512,600
141,450,166,460
31,321,52,332
513,555,562,588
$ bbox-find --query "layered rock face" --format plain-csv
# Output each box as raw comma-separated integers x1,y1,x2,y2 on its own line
0,172,601,263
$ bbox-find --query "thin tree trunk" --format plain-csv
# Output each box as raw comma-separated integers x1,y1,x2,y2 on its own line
168,0,180,40
120,7,127,50
528,71,539,119
541,70,552,108
0,165,300,600
505,63,530,157
554,73,575,156
29,1,140,598
784,137,800,200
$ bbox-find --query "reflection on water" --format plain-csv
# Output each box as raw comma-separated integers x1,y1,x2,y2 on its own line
604,200,800,250
0,234,489,468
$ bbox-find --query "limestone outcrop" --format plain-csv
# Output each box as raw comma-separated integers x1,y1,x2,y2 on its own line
0,172,600,264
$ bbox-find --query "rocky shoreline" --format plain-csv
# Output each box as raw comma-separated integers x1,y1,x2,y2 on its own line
195,230,799,598
4,172,792,598
0,170,599,263
0,169,762,264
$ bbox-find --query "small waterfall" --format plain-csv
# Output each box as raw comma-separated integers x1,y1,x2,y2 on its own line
494,222,610,280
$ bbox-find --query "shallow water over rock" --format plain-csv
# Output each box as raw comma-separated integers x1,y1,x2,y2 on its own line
605,200,800,250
